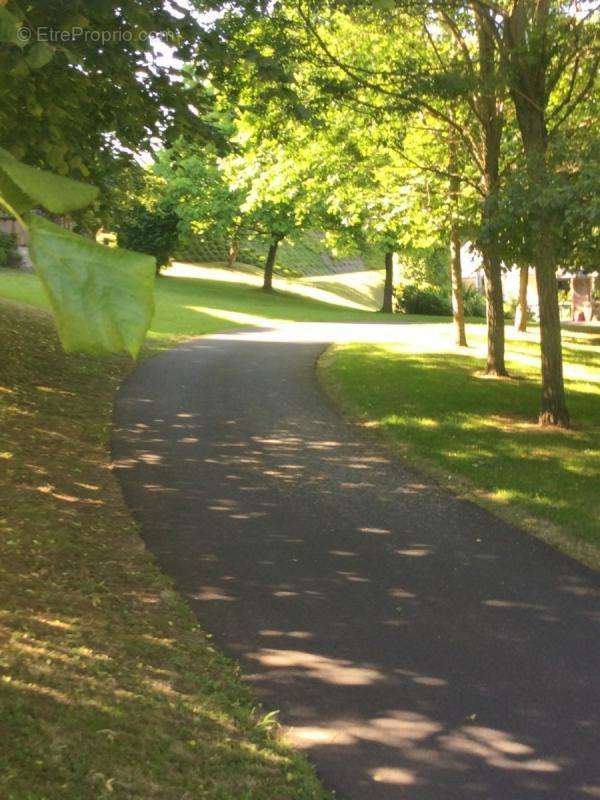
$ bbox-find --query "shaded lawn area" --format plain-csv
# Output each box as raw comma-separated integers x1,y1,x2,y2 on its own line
0,300,329,800
322,327,599,567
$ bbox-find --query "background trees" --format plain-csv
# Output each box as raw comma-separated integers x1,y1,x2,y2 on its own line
1,0,596,425
203,0,598,426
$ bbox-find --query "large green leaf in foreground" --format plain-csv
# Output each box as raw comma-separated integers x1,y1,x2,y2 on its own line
0,147,98,215
28,216,155,357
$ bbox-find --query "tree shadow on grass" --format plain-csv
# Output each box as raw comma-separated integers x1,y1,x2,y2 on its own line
338,349,599,543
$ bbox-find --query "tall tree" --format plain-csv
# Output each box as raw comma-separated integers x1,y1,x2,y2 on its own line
223,118,321,290
0,1,205,186
500,0,598,425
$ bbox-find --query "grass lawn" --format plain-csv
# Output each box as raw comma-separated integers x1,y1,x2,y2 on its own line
1,260,597,797
321,325,600,568
0,264,396,350
0,299,330,800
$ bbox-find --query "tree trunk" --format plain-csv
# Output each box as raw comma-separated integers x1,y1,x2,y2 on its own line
482,245,507,375
263,237,281,292
380,251,394,313
475,6,506,375
518,151,569,424
227,238,239,267
448,138,467,346
450,227,467,346
506,0,569,427
514,264,528,332
535,232,569,426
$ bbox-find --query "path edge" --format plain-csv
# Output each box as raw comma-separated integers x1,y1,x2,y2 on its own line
316,344,599,572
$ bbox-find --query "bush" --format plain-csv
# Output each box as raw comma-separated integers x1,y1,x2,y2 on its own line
0,231,21,269
116,202,179,274
394,283,452,316
463,284,486,317
505,296,537,322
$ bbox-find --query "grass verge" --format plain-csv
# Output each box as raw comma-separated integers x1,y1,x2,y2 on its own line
319,325,599,570
0,299,330,800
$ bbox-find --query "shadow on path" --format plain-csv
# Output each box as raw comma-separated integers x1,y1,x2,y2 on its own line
112,331,600,800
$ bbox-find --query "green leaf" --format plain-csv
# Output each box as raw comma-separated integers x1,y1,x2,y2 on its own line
25,42,54,69
0,6,23,46
27,215,156,357
0,147,99,214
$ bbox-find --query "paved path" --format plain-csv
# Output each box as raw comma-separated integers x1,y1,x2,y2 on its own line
112,323,599,800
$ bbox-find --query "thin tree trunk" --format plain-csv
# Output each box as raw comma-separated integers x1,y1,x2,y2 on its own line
515,264,528,332
263,237,281,292
475,6,506,375
227,238,239,267
482,245,507,375
448,137,467,346
450,228,467,346
380,251,394,313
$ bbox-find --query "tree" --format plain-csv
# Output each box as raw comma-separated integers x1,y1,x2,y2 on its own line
213,3,512,363
448,135,468,346
153,143,246,265
0,0,207,219
479,0,598,426
116,200,180,275
223,118,322,291
222,0,598,423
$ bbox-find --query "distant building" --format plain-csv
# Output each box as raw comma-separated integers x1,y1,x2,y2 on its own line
460,243,599,323
1,214,75,273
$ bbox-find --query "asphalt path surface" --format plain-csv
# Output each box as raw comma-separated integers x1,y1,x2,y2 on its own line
112,322,599,800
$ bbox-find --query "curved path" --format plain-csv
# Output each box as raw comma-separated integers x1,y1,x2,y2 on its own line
112,323,599,800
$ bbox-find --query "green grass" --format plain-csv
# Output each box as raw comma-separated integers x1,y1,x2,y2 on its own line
321,326,600,567
2,261,597,800
0,267,434,349
0,299,330,800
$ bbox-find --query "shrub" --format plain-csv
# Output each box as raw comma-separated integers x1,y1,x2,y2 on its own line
463,284,486,317
0,231,21,269
505,296,537,322
394,283,452,316
116,202,179,274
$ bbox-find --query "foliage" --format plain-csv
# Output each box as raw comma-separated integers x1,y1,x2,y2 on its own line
462,284,486,318
29,216,155,356
116,201,180,273
0,149,155,356
0,0,204,184
153,144,244,245
397,245,451,289
487,135,600,275
394,283,453,317
393,279,484,318
0,230,20,268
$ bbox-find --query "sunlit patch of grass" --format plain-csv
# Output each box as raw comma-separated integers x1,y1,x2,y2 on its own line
0,268,444,353
321,328,599,567
0,301,329,800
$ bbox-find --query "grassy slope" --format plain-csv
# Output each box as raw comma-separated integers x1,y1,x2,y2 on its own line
0,266,389,348
0,298,332,800
321,325,599,568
